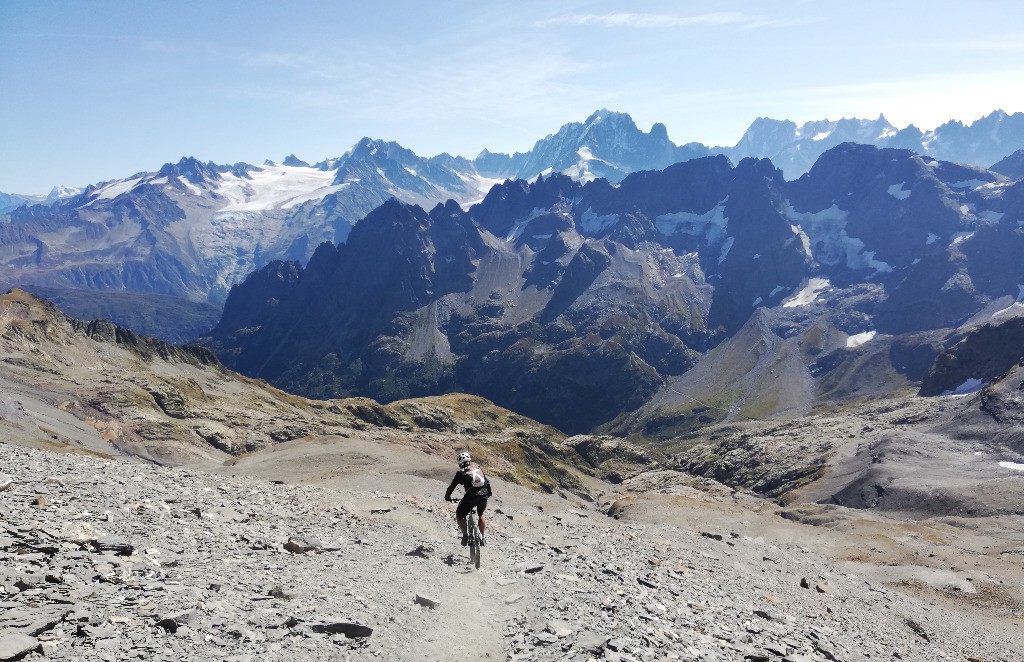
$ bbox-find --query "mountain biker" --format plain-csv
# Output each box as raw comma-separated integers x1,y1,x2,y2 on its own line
444,451,492,546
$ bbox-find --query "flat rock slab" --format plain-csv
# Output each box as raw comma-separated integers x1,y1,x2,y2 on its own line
575,631,610,654
283,536,320,554
0,633,38,660
0,605,72,636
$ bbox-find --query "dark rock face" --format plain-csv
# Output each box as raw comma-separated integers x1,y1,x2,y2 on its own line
158,156,222,186
920,317,1024,396
206,200,483,404
992,149,1024,180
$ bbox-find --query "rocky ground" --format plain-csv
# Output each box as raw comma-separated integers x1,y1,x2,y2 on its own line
3,439,1023,662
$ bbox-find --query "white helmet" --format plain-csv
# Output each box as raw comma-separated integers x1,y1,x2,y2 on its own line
457,452,471,467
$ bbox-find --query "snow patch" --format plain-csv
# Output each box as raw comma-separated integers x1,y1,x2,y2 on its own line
783,278,830,308
926,233,939,245
811,131,832,141
951,231,974,246
655,202,728,244
717,236,734,264
177,177,204,196
769,285,785,298
942,378,984,396
999,461,1024,471
565,147,610,185
846,330,876,348
978,210,1004,223
93,177,143,201
784,203,892,273
992,285,1024,318
580,208,620,234
887,183,911,200
506,208,548,242
789,224,812,257
752,297,763,307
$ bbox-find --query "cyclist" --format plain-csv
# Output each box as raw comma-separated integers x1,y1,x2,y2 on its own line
444,451,492,546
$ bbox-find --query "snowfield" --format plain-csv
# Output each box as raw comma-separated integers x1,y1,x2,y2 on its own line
783,277,830,308
216,166,349,212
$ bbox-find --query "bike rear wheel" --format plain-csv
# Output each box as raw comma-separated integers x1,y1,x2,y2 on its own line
468,513,482,569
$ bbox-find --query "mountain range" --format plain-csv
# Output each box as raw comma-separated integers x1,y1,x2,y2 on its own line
200,142,1024,433
3,109,1024,323
0,185,81,214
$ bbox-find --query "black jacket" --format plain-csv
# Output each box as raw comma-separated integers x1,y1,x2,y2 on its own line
444,465,492,500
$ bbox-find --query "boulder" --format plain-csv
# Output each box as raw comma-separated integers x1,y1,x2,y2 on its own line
0,634,38,660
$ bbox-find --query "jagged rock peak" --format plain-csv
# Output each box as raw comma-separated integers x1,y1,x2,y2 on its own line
158,156,222,185
282,154,310,168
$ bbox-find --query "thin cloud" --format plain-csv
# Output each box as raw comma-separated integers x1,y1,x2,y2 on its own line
536,12,815,30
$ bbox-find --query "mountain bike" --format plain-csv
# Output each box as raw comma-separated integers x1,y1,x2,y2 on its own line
466,509,482,570
448,497,482,569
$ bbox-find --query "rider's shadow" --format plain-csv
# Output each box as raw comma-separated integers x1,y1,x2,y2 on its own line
443,554,477,572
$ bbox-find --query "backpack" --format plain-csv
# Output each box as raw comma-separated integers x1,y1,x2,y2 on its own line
466,465,487,488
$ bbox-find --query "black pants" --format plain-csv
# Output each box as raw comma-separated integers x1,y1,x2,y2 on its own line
456,494,488,519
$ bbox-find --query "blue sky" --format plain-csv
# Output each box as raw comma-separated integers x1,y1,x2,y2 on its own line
3,0,1024,193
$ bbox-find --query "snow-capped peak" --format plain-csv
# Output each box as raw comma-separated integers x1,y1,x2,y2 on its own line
45,185,81,203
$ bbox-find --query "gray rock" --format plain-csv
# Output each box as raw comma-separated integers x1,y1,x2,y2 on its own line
156,610,199,633
0,633,37,660
414,594,440,609
534,631,558,644
283,536,319,554
545,620,574,637
575,631,609,654
267,585,293,599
